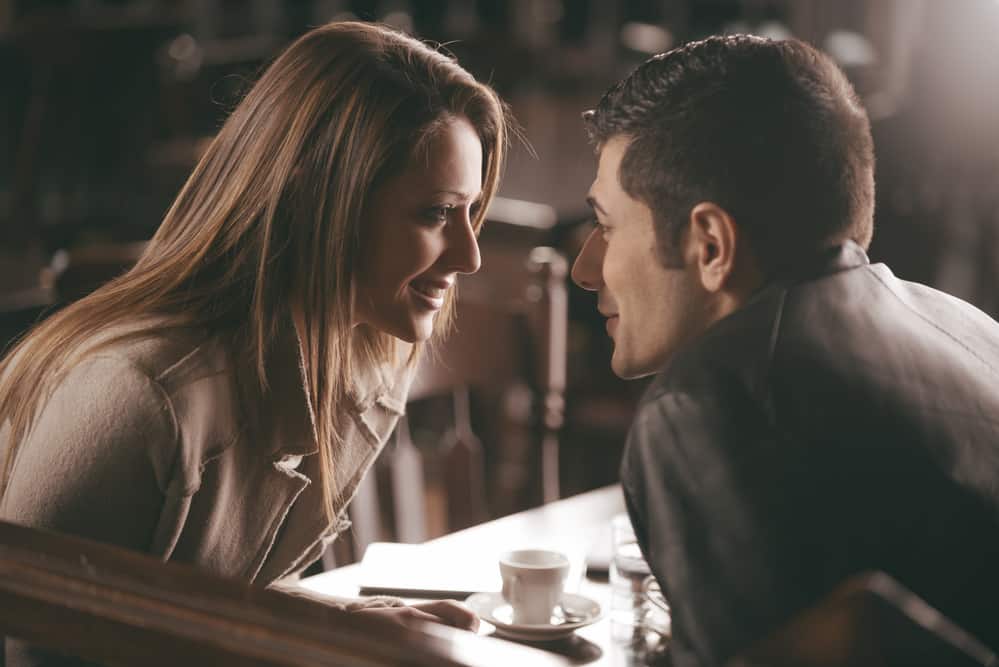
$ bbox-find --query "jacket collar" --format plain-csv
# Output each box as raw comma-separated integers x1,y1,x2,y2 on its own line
815,240,870,275
775,240,871,285
234,322,411,460
230,323,317,459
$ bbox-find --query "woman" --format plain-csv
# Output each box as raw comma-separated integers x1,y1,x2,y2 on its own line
0,21,507,632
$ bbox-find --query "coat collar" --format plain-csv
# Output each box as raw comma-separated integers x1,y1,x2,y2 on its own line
230,323,317,459
774,240,871,285
814,240,870,276
234,322,413,460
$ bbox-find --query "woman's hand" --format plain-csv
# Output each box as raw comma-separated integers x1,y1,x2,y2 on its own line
353,600,480,632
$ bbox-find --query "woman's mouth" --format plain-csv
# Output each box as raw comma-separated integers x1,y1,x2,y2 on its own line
409,280,448,310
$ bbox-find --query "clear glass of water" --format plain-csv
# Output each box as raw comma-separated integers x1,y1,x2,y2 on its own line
609,513,652,635
642,575,672,643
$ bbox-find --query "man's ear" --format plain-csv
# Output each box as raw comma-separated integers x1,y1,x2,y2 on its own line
686,202,739,293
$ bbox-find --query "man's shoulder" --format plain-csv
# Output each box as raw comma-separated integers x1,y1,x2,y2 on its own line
642,260,999,424
777,262,999,380
644,282,788,409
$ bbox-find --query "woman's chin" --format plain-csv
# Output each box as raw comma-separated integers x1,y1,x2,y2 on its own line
361,309,436,343
389,320,434,344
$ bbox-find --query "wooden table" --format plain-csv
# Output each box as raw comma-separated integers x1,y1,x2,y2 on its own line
302,485,670,665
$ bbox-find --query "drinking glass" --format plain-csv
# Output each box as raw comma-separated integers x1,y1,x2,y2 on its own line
609,513,651,633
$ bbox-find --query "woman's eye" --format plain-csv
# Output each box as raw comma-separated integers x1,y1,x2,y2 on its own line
424,205,452,224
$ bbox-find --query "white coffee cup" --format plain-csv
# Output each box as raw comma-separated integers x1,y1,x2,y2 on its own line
499,549,570,625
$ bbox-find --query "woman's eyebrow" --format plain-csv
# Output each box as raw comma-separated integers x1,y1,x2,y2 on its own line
433,189,480,201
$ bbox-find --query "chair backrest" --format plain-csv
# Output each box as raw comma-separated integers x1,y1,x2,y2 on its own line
411,241,568,507
51,241,147,303
731,571,999,667
0,519,567,666
0,286,54,359
339,203,568,563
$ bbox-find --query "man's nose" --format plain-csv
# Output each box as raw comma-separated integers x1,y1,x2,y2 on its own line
571,227,605,291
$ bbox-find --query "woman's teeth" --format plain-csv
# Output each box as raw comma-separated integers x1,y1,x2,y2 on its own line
411,283,445,299
409,282,447,310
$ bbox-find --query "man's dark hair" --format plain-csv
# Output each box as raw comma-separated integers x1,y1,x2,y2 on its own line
583,35,875,279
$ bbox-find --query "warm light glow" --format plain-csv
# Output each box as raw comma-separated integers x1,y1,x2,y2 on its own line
620,22,673,55
824,30,878,67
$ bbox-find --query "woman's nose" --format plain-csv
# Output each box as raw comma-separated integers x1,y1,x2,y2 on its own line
445,212,481,275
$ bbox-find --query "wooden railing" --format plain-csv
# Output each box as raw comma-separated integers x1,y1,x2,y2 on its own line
0,519,567,666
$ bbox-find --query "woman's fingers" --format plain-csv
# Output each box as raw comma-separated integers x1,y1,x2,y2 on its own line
410,600,480,631
351,606,443,630
352,600,479,632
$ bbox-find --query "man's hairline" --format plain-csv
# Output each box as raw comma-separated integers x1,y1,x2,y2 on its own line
591,131,640,208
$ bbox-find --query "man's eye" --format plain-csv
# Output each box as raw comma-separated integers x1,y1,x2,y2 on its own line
591,218,610,237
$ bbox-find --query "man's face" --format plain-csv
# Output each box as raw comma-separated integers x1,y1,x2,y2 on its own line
571,135,709,379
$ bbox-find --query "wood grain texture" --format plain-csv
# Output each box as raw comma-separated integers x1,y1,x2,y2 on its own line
0,519,567,666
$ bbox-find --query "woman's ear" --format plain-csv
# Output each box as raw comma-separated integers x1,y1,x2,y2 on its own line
686,202,739,293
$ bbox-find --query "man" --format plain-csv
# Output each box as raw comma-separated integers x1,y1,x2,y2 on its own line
572,35,999,666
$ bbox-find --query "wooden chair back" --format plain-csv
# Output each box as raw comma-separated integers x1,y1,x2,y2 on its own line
731,572,998,667
337,205,568,564
51,242,147,304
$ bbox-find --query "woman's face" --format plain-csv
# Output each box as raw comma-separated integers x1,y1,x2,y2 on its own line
355,116,484,342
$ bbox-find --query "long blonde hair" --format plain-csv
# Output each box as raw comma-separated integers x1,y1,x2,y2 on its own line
0,21,508,517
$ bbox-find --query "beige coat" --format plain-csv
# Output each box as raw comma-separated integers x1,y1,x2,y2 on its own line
0,321,413,600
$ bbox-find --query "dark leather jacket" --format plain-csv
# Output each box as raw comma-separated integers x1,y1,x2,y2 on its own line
622,242,999,666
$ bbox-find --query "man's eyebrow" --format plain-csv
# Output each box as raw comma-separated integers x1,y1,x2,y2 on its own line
586,195,607,216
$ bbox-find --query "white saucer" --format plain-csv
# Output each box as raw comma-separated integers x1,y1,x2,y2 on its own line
465,592,602,641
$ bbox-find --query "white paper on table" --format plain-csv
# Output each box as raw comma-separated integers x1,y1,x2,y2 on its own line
356,542,587,599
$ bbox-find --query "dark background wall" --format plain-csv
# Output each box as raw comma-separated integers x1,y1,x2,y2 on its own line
2,0,998,505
